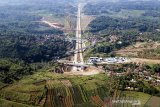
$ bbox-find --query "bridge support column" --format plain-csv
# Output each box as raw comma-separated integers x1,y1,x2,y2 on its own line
72,66,84,72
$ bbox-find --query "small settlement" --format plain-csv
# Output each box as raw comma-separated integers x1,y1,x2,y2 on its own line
88,57,128,64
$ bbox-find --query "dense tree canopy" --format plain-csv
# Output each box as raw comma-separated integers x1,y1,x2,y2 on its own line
88,16,160,33
0,33,72,62
84,1,160,15
0,59,32,83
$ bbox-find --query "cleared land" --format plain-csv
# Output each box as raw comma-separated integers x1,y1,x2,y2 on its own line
115,42,160,64
116,42,160,57
81,14,95,31
36,11,65,25
129,58,160,64
65,66,104,75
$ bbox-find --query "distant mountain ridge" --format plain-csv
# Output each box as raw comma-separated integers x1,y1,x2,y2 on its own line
0,0,77,5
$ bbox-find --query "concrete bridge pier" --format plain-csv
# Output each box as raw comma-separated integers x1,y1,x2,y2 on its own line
72,64,86,71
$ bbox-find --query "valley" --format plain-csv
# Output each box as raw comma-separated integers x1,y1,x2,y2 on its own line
0,0,160,107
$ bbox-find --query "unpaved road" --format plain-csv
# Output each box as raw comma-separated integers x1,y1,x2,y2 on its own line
42,20,63,29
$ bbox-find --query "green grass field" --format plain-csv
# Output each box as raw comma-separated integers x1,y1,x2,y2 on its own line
121,91,152,106
146,96,160,107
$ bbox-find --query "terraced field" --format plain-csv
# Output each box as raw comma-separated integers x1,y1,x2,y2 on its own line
0,72,159,107
0,72,109,107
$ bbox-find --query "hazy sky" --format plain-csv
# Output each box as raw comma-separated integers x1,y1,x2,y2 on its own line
0,0,159,5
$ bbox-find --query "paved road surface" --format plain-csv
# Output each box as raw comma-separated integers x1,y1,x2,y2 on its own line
74,4,84,64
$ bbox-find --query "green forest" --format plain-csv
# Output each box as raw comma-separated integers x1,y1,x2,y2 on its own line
0,0,76,84
0,0,160,107
83,0,160,56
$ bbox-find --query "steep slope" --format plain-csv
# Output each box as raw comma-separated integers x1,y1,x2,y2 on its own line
0,72,109,107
